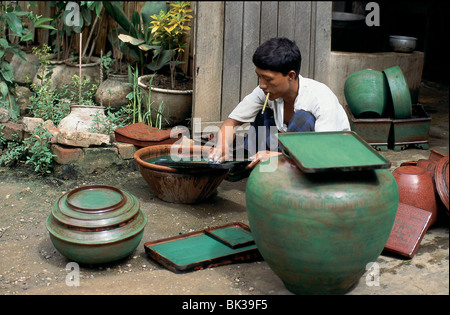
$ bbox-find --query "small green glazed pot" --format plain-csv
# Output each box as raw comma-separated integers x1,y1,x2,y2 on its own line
245,156,398,295
46,185,147,264
344,69,388,118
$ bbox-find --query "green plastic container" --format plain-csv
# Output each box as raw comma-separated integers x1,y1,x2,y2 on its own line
344,69,388,118
245,156,398,295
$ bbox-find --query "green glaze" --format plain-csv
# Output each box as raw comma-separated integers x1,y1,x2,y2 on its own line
52,190,139,229
209,226,254,247
344,69,388,118
383,66,412,119
67,187,123,210
245,156,398,295
149,234,257,266
278,132,390,171
46,186,147,264
48,228,145,265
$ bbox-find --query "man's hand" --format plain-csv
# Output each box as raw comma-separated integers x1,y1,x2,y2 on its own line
246,150,282,169
207,118,243,163
208,147,229,164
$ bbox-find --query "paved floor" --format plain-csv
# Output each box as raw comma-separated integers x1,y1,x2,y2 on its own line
0,81,448,297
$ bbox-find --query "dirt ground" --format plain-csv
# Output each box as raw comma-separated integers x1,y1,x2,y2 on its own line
0,81,448,297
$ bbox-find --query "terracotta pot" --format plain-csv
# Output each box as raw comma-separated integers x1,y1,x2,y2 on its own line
245,156,398,295
134,145,229,204
429,149,446,162
416,159,437,180
46,185,147,264
138,74,192,128
434,156,449,214
95,74,131,109
55,57,101,90
392,166,438,225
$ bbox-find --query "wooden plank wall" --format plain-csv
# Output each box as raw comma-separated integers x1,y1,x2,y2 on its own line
193,1,332,128
17,1,331,128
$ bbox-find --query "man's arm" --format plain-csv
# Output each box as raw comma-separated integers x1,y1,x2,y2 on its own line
208,118,243,163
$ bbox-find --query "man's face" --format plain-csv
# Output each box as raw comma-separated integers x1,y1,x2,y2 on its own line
255,67,296,100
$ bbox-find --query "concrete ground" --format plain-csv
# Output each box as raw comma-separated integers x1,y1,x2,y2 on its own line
0,81,448,297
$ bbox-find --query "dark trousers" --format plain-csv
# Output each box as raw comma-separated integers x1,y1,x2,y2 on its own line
244,108,316,153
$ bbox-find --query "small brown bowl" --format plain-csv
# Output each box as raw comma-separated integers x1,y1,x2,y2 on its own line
392,166,438,226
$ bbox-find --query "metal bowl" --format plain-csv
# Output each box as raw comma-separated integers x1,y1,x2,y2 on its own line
389,35,417,53
332,12,365,22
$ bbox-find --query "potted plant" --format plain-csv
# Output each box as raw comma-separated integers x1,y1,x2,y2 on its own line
103,1,167,74
55,2,104,90
57,74,106,133
94,26,132,109
149,1,193,89
138,1,193,128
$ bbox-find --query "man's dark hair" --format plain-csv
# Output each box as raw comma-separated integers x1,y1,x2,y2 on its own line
252,37,301,76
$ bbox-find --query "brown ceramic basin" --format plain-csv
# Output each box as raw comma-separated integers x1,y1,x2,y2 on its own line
134,144,230,204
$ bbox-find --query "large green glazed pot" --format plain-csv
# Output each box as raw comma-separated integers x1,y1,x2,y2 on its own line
245,156,398,295
46,185,147,264
344,69,388,118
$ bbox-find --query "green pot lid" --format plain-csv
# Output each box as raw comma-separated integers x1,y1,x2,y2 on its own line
67,185,126,212
383,66,412,119
51,185,140,229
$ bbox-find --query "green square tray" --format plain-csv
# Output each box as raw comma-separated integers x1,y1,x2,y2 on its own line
144,222,262,273
277,131,391,173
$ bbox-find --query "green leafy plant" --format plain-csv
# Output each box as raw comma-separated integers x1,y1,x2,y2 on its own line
50,1,103,63
0,124,7,148
90,105,129,135
101,50,114,75
28,44,70,125
22,124,55,174
149,1,193,89
67,75,98,105
0,124,55,174
103,1,167,73
0,133,26,167
0,1,55,119
126,65,168,128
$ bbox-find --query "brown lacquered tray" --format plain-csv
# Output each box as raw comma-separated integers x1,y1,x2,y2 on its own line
384,202,432,259
144,222,262,273
278,131,391,172
114,122,185,147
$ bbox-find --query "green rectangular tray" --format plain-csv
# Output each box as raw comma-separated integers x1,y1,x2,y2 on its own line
277,131,391,173
144,222,262,273
205,225,254,249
